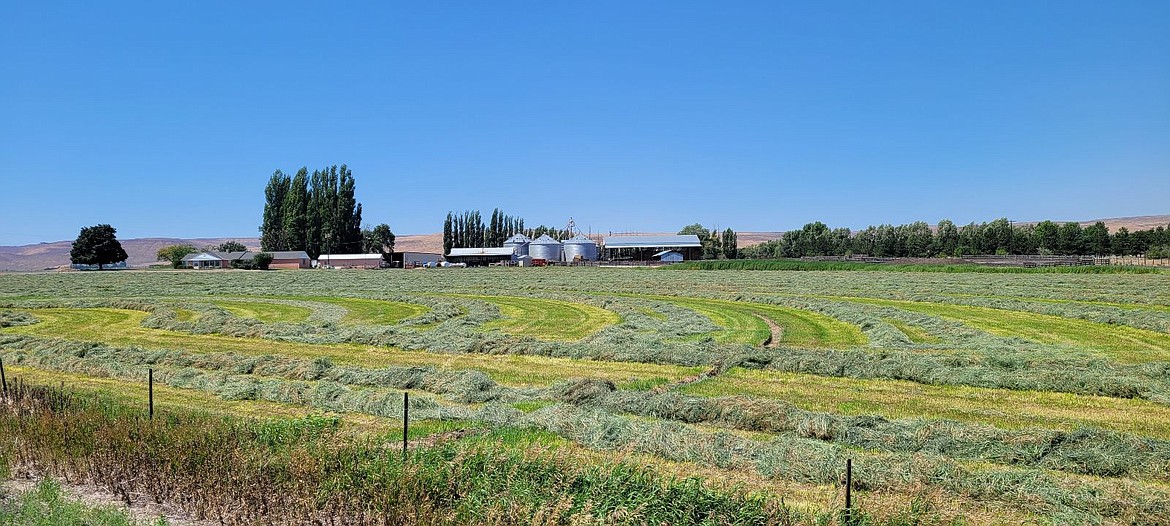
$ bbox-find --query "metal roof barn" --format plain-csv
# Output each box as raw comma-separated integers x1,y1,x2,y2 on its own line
528,235,563,262
447,247,516,257
563,234,599,261
602,235,702,249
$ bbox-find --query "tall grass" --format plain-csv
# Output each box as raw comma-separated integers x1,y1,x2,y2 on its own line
0,384,810,525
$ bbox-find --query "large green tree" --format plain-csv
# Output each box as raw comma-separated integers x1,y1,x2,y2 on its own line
216,241,247,252
1084,221,1111,255
70,224,128,270
156,244,197,269
362,223,396,255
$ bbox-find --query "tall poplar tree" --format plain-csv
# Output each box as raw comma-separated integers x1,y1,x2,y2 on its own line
259,170,290,251
281,168,310,252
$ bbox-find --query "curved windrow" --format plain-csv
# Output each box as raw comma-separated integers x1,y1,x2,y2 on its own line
839,297,1170,363
447,294,620,341
648,296,866,348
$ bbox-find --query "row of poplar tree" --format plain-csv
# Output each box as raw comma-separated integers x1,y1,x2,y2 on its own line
442,209,571,255
259,165,363,258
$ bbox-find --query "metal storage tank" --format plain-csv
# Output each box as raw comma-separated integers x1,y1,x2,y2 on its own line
562,234,599,261
503,233,532,258
528,234,563,262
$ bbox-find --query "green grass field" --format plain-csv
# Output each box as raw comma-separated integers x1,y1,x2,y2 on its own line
3,267,1170,525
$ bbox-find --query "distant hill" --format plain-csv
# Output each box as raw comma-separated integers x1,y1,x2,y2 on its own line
0,234,445,271
2,216,1164,271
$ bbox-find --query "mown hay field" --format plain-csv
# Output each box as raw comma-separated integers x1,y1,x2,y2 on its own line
2,267,1170,525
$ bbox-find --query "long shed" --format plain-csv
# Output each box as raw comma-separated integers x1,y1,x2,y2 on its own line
603,235,702,261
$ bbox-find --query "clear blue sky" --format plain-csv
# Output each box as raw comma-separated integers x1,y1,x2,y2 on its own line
2,1,1167,245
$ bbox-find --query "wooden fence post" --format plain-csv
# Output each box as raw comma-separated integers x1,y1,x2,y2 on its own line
0,357,7,398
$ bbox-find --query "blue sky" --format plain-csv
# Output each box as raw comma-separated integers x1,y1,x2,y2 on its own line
1,1,1167,245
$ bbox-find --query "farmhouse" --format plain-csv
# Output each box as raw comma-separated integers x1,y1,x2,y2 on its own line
603,235,701,261
181,250,310,269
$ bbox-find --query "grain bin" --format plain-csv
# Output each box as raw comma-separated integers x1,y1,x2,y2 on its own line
503,233,531,258
562,234,599,261
529,234,563,262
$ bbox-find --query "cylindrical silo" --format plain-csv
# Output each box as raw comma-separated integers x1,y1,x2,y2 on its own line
529,234,563,262
503,233,531,257
562,234,598,262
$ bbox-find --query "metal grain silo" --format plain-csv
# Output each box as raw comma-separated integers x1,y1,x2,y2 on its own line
562,234,598,262
528,234,563,262
503,233,531,257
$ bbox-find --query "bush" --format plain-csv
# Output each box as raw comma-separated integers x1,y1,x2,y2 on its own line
252,253,273,270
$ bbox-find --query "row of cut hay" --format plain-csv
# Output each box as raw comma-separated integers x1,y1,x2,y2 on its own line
9,299,1170,404
521,404,1170,524
554,378,1170,481
8,334,1170,486
0,310,38,328
6,336,1170,522
0,334,543,405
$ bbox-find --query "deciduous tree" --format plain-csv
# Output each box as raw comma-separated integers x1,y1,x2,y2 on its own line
70,224,128,270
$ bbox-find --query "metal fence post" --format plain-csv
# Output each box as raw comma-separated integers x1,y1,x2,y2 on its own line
148,368,154,420
402,392,409,462
0,357,7,398
844,458,853,520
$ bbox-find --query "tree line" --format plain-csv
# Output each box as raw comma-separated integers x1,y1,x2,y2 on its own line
259,165,374,259
740,219,1170,259
442,209,573,254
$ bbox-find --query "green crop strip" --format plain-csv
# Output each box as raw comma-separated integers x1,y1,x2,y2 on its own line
681,368,1170,440
881,317,941,343
838,297,1170,362
212,300,312,323
312,296,429,325
647,296,866,347
447,294,620,341
3,308,700,386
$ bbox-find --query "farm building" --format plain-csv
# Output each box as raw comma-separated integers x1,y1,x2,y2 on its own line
388,251,443,268
603,235,701,261
268,251,312,269
445,247,516,266
181,250,310,269
316,253,386,269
